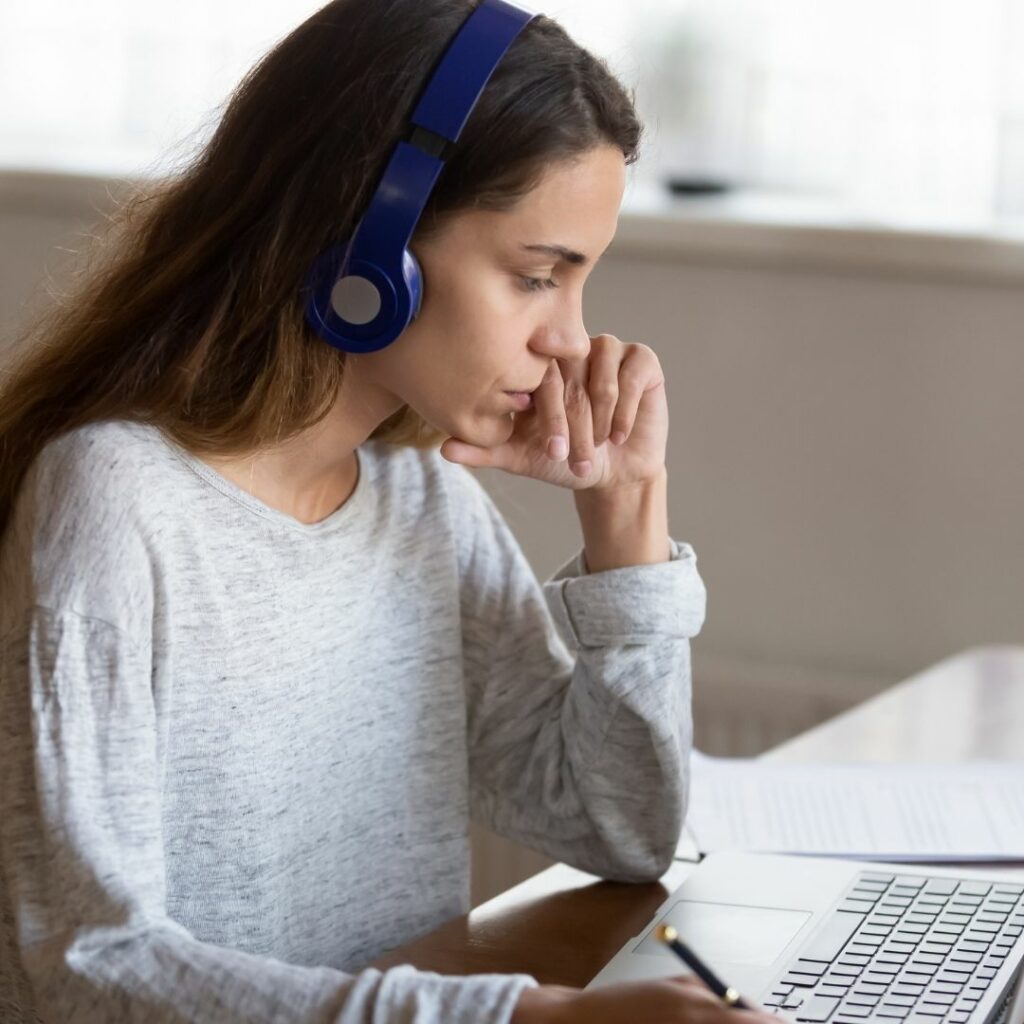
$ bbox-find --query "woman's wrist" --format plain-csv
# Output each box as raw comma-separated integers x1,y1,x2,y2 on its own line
573,466,670,572
510,984,576,1024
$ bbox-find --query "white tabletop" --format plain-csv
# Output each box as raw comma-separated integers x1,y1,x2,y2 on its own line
769,645,1024,764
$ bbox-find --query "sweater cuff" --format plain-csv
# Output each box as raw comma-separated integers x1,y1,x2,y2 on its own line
373,966,538,1023
542,539,706,649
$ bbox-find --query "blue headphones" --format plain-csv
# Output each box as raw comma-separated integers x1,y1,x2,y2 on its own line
303,0,538,353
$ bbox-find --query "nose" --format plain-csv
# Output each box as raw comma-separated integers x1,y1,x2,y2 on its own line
530,293,591,362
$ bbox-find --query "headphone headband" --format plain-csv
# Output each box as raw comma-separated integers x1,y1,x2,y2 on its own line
304,0,539,353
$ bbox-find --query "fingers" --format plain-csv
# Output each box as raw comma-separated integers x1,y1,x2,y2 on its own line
533,338,663,477
533,359,570,463
534,359,596,478
561,364,595,477
668,978,776,1021
609,343,660,445
587,335,621,445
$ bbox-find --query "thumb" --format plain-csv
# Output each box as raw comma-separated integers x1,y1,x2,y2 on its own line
439,437,505,469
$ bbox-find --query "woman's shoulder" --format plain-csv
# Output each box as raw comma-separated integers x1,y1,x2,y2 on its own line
2,420,172,627
24,419,176,526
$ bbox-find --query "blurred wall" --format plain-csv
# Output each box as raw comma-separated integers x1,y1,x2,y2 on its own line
4,169,1024,706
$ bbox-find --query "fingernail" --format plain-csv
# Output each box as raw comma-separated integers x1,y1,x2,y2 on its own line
548,436,568,460
572,460,592,477
610,431,626,446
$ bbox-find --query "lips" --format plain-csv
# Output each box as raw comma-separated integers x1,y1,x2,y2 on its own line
505,391,534,410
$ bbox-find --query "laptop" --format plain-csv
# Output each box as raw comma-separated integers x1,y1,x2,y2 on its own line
587,852,1024,1024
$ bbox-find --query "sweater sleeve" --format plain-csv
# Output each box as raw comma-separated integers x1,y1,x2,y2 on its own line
448,467,707,883
0,607,535,1024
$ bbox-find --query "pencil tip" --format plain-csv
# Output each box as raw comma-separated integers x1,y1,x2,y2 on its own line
656,924,678,942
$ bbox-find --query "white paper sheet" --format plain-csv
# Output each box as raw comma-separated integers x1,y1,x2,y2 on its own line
683,752,1024,862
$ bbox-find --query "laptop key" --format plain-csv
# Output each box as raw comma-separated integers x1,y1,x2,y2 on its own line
863,972,898,987
948,951,982,965
838,900,875,913
890,984,926,997
816,985,850,998
959,884,991,897
794,995,842,1022
920,993,956,1006
951,896,984,908
800,912,866,964
782,972,821,987
834,1005,871,1019
847,993,881,1006
940,963,975,975
867,963,901,976
850,889,882,902
876,953,910,966
821,974,856,988
955,941,989,954
794,960,829,977
887,942,918,954
882,995,918,1007
876,1006,911,1019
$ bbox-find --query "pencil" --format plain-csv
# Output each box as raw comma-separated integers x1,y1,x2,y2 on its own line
655,924,753,1010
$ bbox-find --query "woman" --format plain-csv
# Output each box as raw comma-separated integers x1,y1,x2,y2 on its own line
0,1,764,1021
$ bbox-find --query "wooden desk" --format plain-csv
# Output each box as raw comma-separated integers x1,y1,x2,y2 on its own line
370,646,1024,986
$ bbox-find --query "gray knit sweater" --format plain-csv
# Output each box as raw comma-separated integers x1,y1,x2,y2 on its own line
0,419,706,1023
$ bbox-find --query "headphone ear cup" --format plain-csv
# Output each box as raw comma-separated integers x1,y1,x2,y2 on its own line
402,248,424,322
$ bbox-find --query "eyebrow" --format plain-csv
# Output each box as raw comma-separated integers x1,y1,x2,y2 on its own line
520,243,588,266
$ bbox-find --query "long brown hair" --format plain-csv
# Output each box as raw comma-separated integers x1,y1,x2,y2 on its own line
0,0,642,541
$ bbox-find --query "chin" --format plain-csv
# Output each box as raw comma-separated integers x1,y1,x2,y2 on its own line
440,407,516,446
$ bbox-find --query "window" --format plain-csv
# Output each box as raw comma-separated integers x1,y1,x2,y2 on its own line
2,0,1022,228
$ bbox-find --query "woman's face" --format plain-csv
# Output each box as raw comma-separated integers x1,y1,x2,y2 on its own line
356,145,627,447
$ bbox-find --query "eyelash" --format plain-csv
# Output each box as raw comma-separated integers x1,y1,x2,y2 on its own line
519,275,559,293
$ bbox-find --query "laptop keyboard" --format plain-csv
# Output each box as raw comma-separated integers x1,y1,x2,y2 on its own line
762,871,1024,1024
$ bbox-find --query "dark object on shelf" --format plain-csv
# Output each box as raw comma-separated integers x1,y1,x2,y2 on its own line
666,176,733,195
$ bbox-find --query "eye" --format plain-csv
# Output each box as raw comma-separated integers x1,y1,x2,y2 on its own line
519,275,559,293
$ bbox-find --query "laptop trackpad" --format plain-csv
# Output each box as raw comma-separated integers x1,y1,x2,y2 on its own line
634,900,813,967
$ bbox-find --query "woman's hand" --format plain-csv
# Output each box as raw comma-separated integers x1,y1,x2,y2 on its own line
511,976,782,1024
440,335,668,492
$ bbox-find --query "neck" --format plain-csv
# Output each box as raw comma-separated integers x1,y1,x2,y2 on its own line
198,367,405,525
